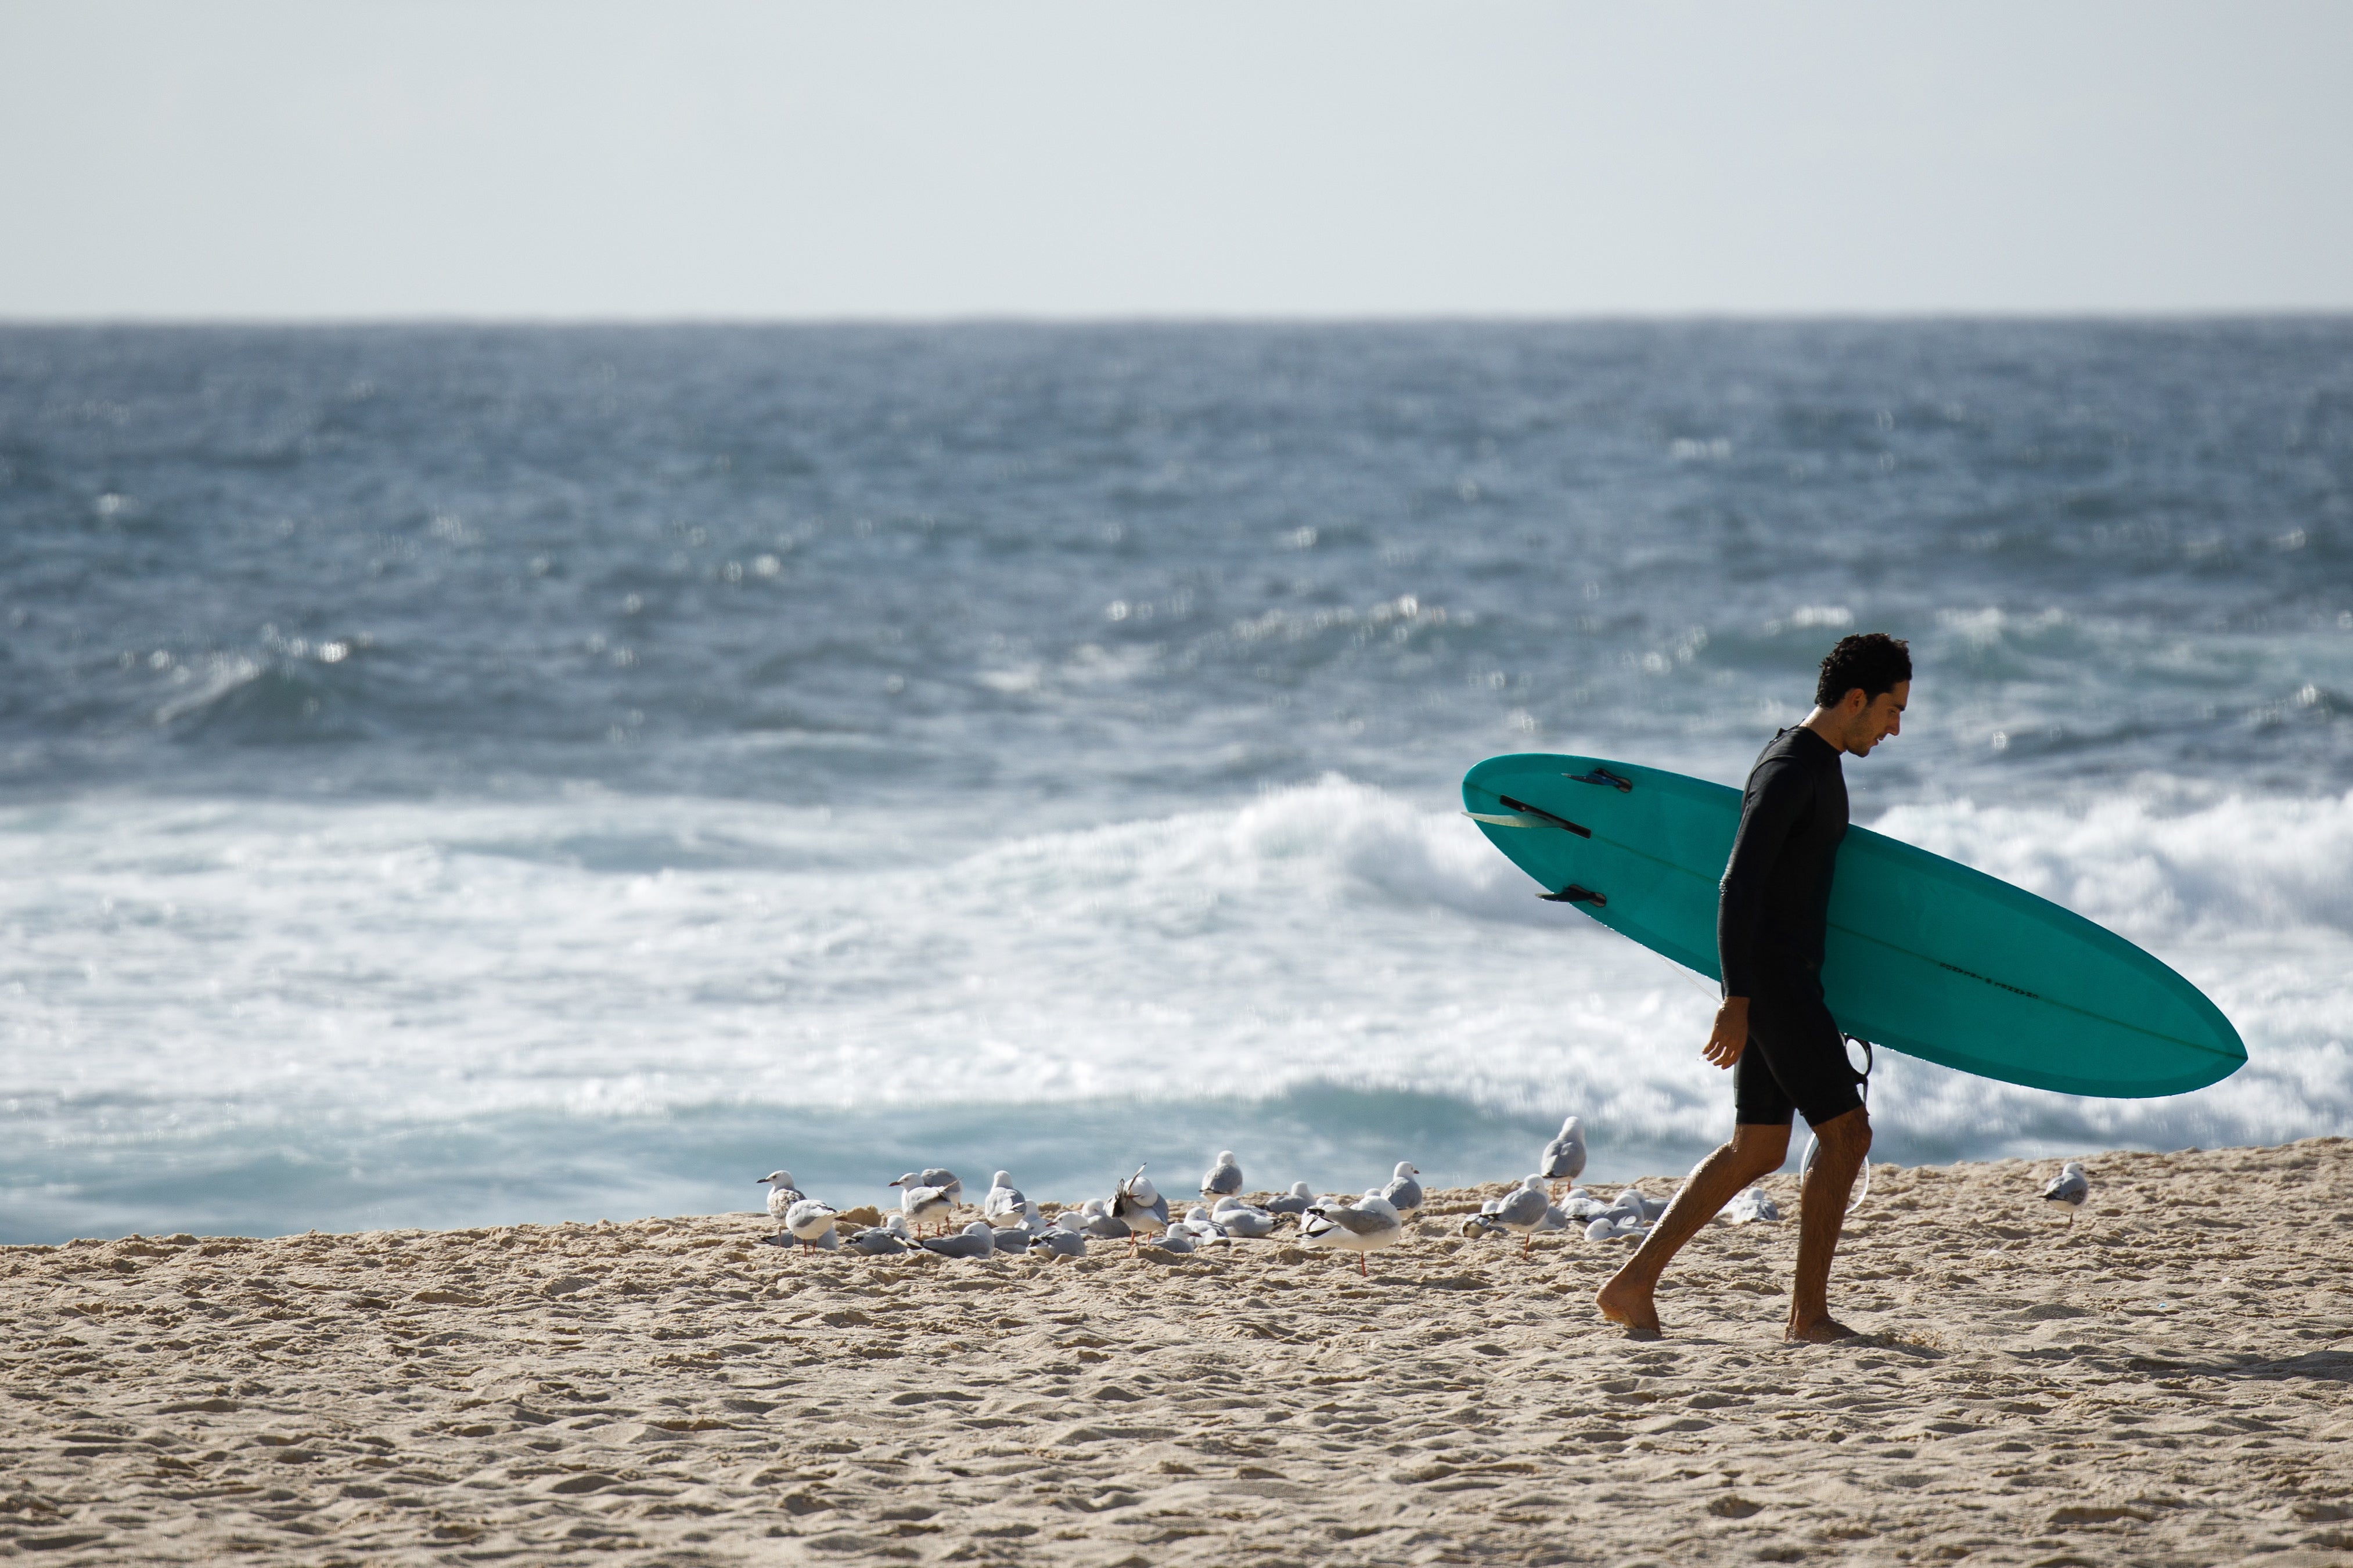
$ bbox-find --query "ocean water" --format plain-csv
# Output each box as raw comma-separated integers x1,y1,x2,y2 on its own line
2,321,2348,1243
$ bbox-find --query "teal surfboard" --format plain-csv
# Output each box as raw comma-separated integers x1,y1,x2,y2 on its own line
1463,752,2246,1099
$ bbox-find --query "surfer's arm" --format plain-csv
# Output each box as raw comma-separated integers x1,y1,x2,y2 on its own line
1715,754,1808,1001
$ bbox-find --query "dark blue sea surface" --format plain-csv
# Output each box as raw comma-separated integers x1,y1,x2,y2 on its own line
2,322,2349,1241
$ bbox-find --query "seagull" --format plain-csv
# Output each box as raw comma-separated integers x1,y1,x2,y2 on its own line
1113,1168,1170,1251
890,1174,957,1235
1211,1196,1276,1239
1262,1181,1314,1217
1073,1199,1128,1238
1177,1206,1231,1246
1201,1151,1244,1199
1608,1185,1669,1225
983,1171,1028,1227
1585,1215,1649,1242
918,1168,963,1202
756,1172,805,1230
1557,1188,1610,1221
1028,1225,1085,1260
846,1225,908,1256
1489,1175,1554,1254
921,1221,996,1260
1541,1116,1587,1192
2042,1161,2090,1225
1300,1195,1404,1277
784,1197,840,1252
1376,1162,1423,1221
1723,1185,1780,1225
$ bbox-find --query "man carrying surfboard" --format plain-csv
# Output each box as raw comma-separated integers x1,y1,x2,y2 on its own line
1597,632,1909,1342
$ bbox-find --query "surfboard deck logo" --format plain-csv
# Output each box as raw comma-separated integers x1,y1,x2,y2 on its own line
1463,752,2246,1100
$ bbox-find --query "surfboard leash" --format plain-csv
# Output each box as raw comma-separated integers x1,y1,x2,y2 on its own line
1799,1033,1875,1214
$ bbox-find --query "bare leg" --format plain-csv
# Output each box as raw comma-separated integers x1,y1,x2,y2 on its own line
1787,1105,1870,1343
1596,1123,1790,1336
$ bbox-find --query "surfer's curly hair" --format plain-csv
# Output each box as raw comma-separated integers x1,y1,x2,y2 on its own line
1815,632,1912,708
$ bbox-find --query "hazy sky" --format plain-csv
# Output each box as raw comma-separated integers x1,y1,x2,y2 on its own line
3,1,2348,319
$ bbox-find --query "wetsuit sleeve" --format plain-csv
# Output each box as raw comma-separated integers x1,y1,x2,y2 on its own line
1716,752,1811,999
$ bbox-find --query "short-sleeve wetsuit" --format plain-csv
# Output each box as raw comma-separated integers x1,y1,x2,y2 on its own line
1715,726,1865,1129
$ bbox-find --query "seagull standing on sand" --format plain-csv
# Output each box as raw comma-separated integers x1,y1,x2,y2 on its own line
1376,1162,1423,1221
757,1172,805,1232
1113,1168,1170,1251
2042,1161,2090,1225
1541,1116,1586,1194
891,1173,957,1236
1201,1151,1244,1199
784,1197,840,1252
1301,1195,1404,1277
1490,1175,1555,1254
983,1171,1027,1227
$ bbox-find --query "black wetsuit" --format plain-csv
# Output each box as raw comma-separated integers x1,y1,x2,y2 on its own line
1716,726,1863,1129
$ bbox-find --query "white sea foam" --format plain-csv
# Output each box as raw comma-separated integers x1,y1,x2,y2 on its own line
2,778,2347,1168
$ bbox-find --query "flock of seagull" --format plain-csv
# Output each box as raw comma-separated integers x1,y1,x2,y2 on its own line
748,1119,2098,1271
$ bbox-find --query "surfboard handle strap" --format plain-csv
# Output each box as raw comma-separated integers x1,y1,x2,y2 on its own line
1566,766,1632,792
1799,1034,1875,1215
1496,795,1591,837
1538,884,1606,906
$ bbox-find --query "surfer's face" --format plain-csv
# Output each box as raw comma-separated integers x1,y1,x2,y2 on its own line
1841,681,1908,756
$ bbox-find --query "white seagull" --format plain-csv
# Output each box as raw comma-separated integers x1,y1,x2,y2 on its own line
2042,1161,2091,1225
756,1171,805,1230
1112,1167,1170,1250
1028,1224,1085,1260
784,1197,840,1252
983,1171,1027,1227
847,1225,908,1256
1489,1175,1554,1254
1201,1151,1244,1199
1263,1181,1314,1217
1210,1195,1276,1238
922,1220,996,1259
1541,1116,1587,1191
890,1173,957,1235
1300,1195,1404,1277
1376,1162,1423,1221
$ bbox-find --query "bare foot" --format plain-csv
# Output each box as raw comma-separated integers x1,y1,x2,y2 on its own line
1783,1315,1859,1344
1595,1273,1663,1338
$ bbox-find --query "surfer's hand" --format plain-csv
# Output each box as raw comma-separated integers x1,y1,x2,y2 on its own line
1704,997,1750,1069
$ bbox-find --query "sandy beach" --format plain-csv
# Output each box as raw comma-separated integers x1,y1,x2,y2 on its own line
5,1139,2350,1566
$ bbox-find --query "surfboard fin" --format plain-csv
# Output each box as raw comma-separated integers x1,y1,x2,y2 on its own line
1566,766,1632,792
1496,795,1591,837
1539,884,1607,907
